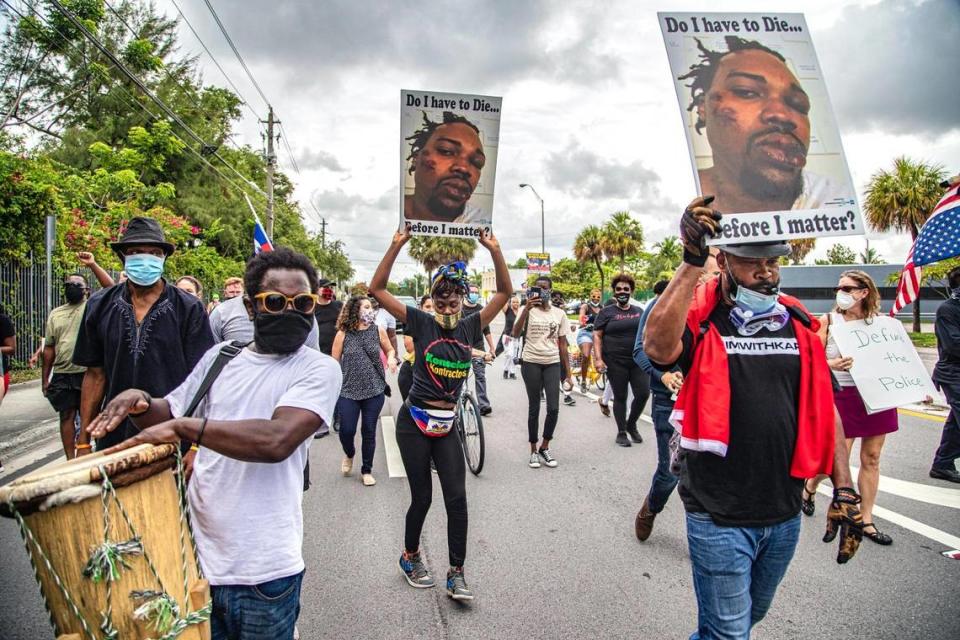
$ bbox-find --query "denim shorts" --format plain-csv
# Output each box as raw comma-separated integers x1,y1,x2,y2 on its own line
576,328,594,346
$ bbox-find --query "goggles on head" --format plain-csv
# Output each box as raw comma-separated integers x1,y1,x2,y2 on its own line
729,304,790,336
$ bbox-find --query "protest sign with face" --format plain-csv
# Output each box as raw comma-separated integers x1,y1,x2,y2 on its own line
658,12,862,244
526,252,551,275
400,89,502,239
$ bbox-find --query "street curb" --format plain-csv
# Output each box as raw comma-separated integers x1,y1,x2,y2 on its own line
10,378,42,390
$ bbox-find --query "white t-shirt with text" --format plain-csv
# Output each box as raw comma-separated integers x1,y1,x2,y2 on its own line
166,342,342,585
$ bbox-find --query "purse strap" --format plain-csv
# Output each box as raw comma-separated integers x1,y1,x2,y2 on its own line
183,340,248,417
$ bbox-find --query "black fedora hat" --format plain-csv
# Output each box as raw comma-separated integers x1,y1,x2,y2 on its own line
720,241,790,259
110,217,175,259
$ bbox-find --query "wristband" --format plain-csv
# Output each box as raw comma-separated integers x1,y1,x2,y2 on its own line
682,248,708,268
195,417,208,448
190,444,200,452
75,443,92,450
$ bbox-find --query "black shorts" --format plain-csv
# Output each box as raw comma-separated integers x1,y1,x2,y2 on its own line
46,372,84,413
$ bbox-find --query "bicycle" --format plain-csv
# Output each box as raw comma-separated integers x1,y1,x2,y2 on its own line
454,356,487,476
567,343,606,392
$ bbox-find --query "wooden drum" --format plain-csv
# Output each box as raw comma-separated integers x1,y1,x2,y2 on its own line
0,444,210,640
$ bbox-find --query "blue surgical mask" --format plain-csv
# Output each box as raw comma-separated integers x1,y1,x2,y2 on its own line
124,254,165,286
726,265,779,316
467,292,480,304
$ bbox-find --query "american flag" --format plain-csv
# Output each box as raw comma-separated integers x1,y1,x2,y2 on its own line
254,218,273,254
913,183,960,266
889,242,921,317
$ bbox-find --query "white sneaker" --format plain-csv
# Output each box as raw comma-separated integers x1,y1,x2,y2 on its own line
528,452,541,468
539,448,558,468
341,457,353,476
362,473,376,486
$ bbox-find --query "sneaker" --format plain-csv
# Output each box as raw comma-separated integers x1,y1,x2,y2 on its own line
528,452,541,468
635,497,657,542
509,373,517,380
626,427,643,444
341,457,353,476
446,567,474,601
598,401,610,417
479,406,492,416
538,448,558,468
399,551,435,588
563,394,576,406
503,371,509,380
362,473,376,486
615,432,632,447
580,380,588,394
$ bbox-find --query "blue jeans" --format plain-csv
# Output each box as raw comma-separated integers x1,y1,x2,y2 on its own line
211,570,304,640
647,397,679,513
338,394,385,474
686,512,800,640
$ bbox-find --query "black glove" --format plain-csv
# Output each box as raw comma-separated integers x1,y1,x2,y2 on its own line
680,195,721,267
823,486,863,564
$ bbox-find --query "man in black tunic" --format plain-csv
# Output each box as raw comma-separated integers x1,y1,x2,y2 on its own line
73,217,214,452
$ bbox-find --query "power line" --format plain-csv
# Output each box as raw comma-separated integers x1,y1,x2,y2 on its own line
166,0,261,121
44,0,265,196
3,0,265,207
200,0,270,110
276,121,300,175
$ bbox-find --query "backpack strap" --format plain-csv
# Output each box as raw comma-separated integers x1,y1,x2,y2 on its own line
183,340,248,418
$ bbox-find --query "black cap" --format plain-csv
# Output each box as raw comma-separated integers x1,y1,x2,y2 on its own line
318,278,336,288
110,217,175,259
719,241,790,259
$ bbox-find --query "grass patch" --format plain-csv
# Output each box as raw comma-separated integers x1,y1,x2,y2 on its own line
9,368,42,385
909,332,938,349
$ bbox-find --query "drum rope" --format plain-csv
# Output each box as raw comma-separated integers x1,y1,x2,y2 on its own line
174,445,204,578
96,471,120,640
8,501,99,640
172,447,191,602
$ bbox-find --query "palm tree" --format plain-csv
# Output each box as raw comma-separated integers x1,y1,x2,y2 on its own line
653,236,682,264
864,156,946,332
859,246,884,264
601,211,644,272
407,236,477,277
787,238,816,265
574,225,606,290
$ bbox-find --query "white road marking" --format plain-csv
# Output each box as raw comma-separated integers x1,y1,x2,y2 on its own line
573,387,652,423
380,414,406,478
850,465,960,510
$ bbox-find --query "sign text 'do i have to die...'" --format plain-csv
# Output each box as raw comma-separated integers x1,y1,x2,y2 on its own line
830,317,936,413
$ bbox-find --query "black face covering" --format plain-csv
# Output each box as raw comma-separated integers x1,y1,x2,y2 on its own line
253,311,313,354
614,292,631,305
64,283,85,304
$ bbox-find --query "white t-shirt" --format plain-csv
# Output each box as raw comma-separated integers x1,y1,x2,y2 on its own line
521,306,569,365
166,342,342,586
374,308,397,331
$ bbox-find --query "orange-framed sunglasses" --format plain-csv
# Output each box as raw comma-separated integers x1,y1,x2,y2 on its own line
252,291,320,314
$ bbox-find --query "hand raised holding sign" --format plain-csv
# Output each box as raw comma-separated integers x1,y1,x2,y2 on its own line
680,195,721,267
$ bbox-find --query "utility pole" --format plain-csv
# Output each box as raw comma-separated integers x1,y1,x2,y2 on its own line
320,218,327,249
263,106,277,238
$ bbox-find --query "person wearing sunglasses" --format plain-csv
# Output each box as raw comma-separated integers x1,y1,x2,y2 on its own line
331,295,398,486
593,274,649,447
802,270,896,546
369,223,511,602
84,247,342,640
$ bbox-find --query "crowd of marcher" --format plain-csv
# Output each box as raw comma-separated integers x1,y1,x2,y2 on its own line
2,194,959,640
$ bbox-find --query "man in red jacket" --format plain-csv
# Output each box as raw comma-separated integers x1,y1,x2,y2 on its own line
644,196,863,640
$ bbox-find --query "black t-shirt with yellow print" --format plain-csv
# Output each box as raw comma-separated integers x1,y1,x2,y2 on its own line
405,306,483,404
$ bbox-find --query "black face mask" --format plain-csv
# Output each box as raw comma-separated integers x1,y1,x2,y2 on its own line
254,311,313,354
64,283,85,304
614,292,631,305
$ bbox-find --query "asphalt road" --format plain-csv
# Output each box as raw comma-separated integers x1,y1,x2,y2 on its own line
1,361,958,639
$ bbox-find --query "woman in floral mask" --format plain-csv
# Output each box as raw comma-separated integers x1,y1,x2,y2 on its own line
368,223,511,602
803,270,896,546
331,295,397,486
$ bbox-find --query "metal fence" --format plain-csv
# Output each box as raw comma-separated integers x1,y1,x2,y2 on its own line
0,255,115,368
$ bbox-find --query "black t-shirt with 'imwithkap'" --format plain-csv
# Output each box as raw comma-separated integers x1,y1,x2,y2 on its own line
405,306,482,404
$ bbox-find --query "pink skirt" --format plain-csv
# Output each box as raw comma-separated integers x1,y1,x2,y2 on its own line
834,385,898,439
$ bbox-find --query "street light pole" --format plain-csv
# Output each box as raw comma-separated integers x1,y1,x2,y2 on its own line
519,183,545,253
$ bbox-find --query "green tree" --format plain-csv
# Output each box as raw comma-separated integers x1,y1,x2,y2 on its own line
407,236,476,276
864,156,945,331
815,244,857,265
547,257,601,301
859,246,884,264
787,238,816,265
601,211,644,272
573,225,606,291
508,257,528,269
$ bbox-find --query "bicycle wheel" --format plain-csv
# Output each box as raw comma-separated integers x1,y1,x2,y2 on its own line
458,393,485,475
595,371,607,391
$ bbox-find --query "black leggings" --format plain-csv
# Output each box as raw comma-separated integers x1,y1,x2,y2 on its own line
396,403,468,567
397,361,413,401
521,361,561,443
605,356,650,433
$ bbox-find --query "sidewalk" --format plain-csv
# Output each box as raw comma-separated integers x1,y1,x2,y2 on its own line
0,379,58,460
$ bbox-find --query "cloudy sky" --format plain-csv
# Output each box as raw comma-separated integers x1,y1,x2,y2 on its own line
162,0,960,282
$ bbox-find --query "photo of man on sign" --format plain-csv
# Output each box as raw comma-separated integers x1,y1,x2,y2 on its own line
659,13,862,243
400,90,501,238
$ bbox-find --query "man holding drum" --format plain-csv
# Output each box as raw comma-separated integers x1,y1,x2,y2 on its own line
87,247,342,640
